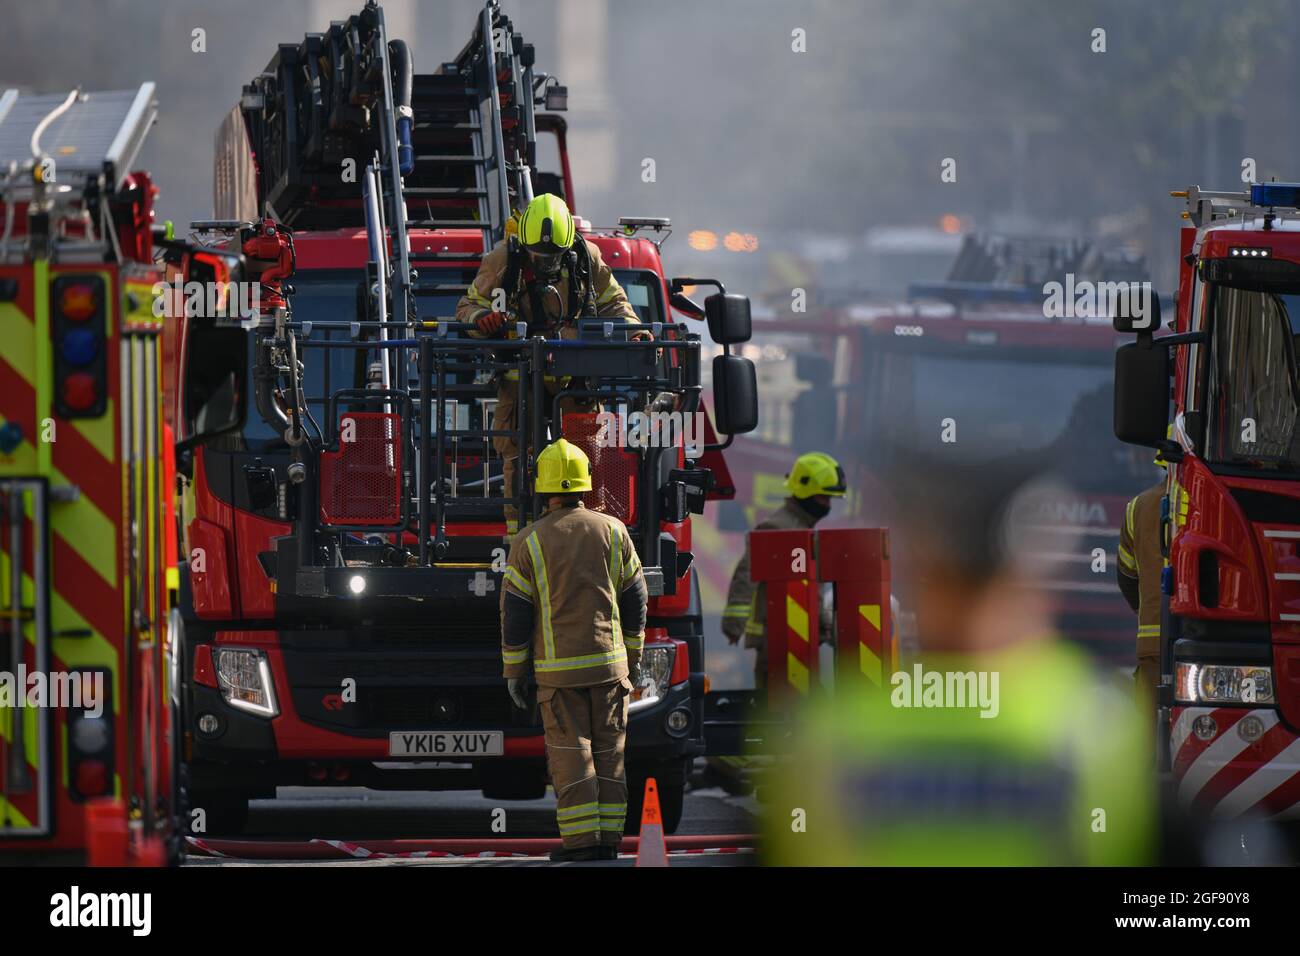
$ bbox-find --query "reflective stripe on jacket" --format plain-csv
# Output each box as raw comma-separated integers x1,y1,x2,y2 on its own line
501,501,645,687
1118,481,1165,659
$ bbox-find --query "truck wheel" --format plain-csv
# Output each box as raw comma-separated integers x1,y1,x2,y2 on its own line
625,767,685,836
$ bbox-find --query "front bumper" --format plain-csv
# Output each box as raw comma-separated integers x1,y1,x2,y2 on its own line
188,632,703,770
1170,705,1300,819
627,678,705,764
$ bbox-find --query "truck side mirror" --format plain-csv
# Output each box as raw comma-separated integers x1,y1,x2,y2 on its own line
705,293,752,344
1114,341,1169,446
1112,285,1161,333
713,354,758,435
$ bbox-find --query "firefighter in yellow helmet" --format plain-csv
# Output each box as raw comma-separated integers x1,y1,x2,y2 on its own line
1117,437,1172,713
722,452,846,689
456,194,651,532
500,439,648,862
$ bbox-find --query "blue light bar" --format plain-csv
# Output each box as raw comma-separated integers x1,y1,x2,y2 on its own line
1251,182,1300,208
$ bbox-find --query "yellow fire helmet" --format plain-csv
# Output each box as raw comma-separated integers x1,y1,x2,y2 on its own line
518,193,575,253
536,438,592,494
785,451,847,499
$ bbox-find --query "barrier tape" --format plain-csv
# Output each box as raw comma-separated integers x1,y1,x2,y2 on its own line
186,834,756,861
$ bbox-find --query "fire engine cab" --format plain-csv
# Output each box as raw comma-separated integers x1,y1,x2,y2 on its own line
1115,181,1300,821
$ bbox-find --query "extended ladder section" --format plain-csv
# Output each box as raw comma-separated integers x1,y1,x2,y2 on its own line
238,0,544,252
0,85,156,192
0,84,157,259
408,2,540,248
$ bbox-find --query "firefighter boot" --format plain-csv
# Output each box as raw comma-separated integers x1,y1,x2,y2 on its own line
549,845,602,863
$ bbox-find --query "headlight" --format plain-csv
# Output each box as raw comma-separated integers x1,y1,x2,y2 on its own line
631,645,676,712
215,647,279,717
1175,663,1274,705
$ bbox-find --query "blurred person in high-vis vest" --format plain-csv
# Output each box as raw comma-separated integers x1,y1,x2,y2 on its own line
766,453,1156,866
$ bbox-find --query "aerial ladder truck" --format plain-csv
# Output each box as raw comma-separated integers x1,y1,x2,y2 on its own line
172,1,758,835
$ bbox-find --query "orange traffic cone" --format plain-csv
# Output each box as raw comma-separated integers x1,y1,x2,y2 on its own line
635,777,669,867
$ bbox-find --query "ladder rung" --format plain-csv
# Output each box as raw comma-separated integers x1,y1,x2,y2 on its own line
413,120,482,132
413,154,486,164
405,187,488,199
409,218,494,229
408,87,475,100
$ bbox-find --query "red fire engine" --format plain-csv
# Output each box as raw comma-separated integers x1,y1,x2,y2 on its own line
1114,182,1300,820
0,85,183,864
169,1,756,835
701,234,1158,669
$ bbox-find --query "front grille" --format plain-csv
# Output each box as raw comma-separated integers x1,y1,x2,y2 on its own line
365,686,513,728
342,657,500,680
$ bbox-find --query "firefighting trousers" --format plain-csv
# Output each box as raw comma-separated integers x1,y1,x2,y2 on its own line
538,677,632,848
492,381,595,522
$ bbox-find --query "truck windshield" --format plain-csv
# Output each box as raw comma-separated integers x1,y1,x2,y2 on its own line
1203,285,1300,472
613,269,664,324
873,348,1150,490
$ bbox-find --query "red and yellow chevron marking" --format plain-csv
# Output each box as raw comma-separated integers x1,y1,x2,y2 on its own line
784,580,815,695
858,603,884,686
0,263,171,840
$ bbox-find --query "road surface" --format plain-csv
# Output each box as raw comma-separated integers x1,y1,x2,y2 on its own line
185,779,759,866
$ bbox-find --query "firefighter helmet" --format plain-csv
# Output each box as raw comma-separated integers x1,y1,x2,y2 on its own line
785,451,847,499
519,193,575,254
536,438,592,493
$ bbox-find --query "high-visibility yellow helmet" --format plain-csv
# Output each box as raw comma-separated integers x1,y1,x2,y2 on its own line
518,193,575,254
536,438,592,493
785,451,847,499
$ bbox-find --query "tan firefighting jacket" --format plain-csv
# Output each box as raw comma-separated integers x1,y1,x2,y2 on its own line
456,238,637,330
1117,481,1165,661
501,501,646,688
723,498,828,649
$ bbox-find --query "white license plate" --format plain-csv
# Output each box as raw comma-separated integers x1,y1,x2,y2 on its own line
388,731,504,757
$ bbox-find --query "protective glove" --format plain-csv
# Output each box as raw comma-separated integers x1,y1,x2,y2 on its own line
476,310,509,335
628,662,642,688
629,329,662,361
507,677,530,710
